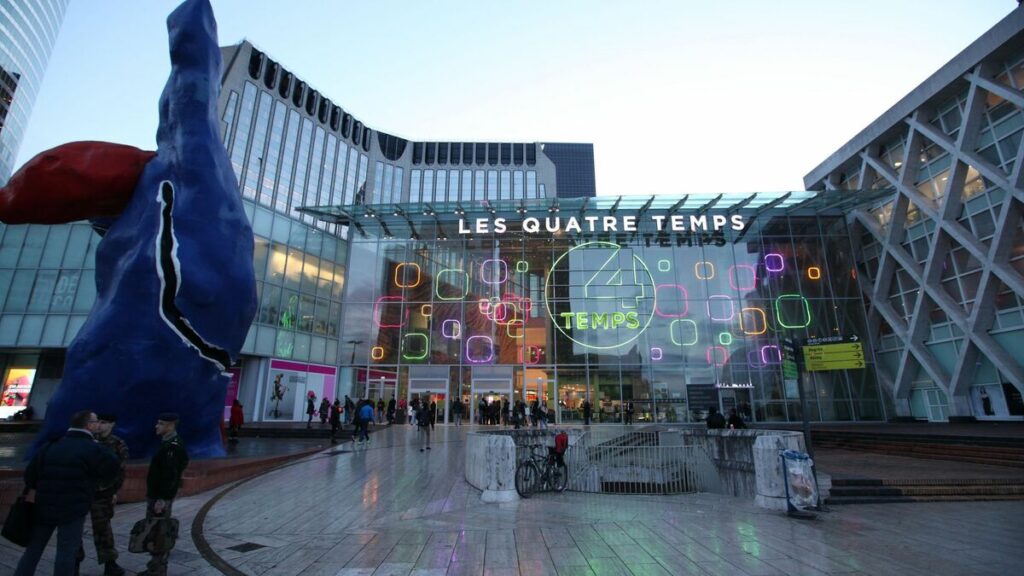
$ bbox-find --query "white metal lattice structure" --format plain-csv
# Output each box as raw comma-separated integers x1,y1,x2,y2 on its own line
805,9,1024,419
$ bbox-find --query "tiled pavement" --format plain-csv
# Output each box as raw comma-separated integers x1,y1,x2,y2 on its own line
1,425,1022,575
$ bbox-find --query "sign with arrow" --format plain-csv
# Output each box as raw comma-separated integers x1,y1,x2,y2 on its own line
802,338,865,371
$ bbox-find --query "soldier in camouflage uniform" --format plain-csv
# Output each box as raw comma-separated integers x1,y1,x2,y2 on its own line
91,413,129,576
138,412,189,576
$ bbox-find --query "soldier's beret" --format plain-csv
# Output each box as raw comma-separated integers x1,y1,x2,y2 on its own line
157,412,180,422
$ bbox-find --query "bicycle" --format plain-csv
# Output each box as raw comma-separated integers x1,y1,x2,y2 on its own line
515,443,568,498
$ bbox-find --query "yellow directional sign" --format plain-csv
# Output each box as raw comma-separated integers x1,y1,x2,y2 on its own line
803,341,865,371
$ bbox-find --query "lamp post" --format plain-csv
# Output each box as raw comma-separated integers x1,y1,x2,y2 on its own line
347,339,363,397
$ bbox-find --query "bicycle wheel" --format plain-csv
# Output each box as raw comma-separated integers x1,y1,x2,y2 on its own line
515,461,538,498
551,462,568,492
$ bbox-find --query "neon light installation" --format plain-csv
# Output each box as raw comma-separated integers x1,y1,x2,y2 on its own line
669,319,699,346
747,349,766,368
658,259,671,272
402,333,428,361
706,346,728,367
480,259,507,285
420,304,432,317
707,295,735,322
651,347,663,361
728,265,757,291
371,346,385,360
807,266,821,280
775,294,812,328
654,284,689,318
761,345,781,364
466,335,494,363
739,306,768,335
718,332,733,346
374,296,408,328
435,269,469,300
506,319,524,338
518,345,542,365
441,319,461,339
393,262,421,288
516,260,529,273
695,261,715,280
764,253,785,273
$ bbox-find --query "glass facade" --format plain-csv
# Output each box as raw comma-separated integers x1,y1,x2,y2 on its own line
330,196,884,424
0,0,69,184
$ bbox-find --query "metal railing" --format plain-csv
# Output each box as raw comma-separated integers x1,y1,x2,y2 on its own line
512,427,721,496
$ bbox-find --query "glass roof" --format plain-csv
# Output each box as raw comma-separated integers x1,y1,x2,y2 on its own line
298,190,895,238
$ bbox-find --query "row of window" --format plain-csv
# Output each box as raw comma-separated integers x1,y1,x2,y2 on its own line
411,141,537,167
408,169,544,203
246,48,370,153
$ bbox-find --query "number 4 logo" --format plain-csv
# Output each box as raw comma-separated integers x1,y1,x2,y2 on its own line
584,247,648,309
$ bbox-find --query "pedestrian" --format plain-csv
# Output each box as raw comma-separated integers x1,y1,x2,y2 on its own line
344,395,355,425
429,400,437,430
452,397,462,427
417,402,432,451
582,400,592,425
330,398,342,443
387,396,396,424
90,413,130,576
137,412,190,576
538,400,549,430
228,399,244,442
625,400,634,425
318,397,330,425
305,392,316,428
410,396,420,426
727,408,747,429
357,400,374,443
706,407,726,429
377,398,385,423
14,410,119,576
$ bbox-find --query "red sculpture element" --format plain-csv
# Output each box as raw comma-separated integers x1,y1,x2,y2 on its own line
0,141,156,224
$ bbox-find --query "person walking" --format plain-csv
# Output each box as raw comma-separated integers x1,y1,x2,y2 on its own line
330,398,342,443
137,413,190,576
538,400,549,430
387,396,397,424
706,407,726,429
625,400,635,425
318,397,330,425
727,408,747,429
90,413,130,576
376,398,385,424
417,402,432,452
344,395,355,425
305,393,316,428
357,400,374,443
452,397,462,427
428,400,437,430
228,399,244,443
14,410,119,576
582,400,592,425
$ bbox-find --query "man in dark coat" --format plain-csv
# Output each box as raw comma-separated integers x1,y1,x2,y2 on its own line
15,410,119,576
139,413,190,576
91,413,130,576
706,407,726,429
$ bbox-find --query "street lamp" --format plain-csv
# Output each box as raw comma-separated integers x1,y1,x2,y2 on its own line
347,339,364,365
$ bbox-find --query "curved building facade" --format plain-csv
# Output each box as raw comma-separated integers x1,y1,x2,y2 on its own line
0,0,69,184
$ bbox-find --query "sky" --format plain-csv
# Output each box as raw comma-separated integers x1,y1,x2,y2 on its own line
14,0,1018,196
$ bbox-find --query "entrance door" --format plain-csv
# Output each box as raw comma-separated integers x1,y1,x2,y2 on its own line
409,378,448,424
471,378,513,425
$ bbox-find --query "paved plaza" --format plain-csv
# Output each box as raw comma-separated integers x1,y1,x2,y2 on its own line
1,425,1022,575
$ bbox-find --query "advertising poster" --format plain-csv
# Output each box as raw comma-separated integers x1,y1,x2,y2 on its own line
266,360,337,421
0,368,36,419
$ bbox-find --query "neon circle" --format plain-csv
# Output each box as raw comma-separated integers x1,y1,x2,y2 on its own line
807,266,821,280
394,262,421,288
654,284,689,318
707,295,735,322
544,241,657,350
466,335,494,363
747,349,766,368
371,346,385,360
706,346,728,367
658,259,671,272
740,307,767,335
761,345,781,364
718,332,733,346
516,260,529,273
764,253,785,273
669,319,698,346
436,269,469,300
420,304,432,317
651,347,663,361
775,294,812,328
506,319,524,338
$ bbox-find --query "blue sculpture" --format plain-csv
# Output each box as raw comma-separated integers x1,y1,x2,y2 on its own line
0,0,256,458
